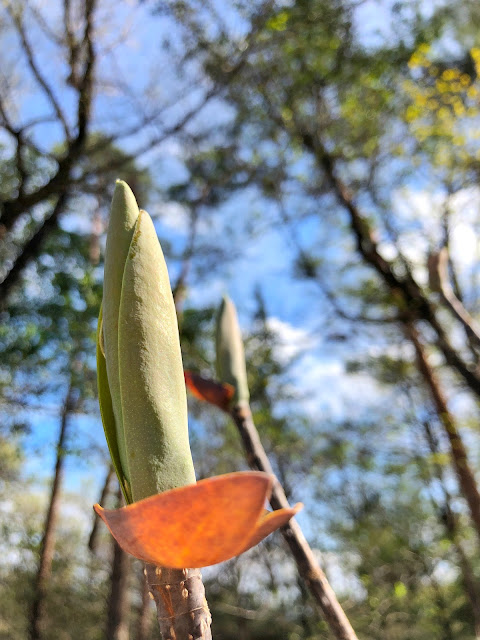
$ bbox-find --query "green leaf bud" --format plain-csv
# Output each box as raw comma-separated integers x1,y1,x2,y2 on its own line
215,295,250,405
98,180,196,503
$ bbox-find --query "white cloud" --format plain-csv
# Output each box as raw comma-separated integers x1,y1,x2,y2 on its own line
386,185,480,285
266,316,317,363
154,201,190,234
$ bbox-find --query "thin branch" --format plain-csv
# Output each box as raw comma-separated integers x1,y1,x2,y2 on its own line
0,192,67,309
6,4,70,140
429,248,480,351
406,322,480,543
229,403,358,640
295,122,480,397
277,201,399,325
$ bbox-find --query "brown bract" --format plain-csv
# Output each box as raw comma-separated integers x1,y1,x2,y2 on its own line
94,471,302,568
184,371,234,412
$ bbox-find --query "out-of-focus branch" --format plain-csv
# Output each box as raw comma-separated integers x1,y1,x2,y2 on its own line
428,248,480,351
0,1,98,307
277,201,399,326
6,4,71,140
296,122,480,397
0,192,67,309
406,322,480,543
63,0,80,88
257,93,480,394
88,464,114,553
0,0,96,233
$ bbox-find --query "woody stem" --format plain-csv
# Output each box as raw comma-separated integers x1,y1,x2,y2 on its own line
145,565,212,640
230,403,359,640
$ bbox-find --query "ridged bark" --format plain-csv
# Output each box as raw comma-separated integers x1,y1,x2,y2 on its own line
145,565,212,640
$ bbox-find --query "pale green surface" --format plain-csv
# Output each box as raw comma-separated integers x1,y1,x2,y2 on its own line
99,180,195,503
118,209,195,501
102,180,139,482
215,295,250,404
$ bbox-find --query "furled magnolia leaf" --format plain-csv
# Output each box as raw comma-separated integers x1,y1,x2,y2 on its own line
184,371,235,412
100,181,195,504
103,181,140,482
94,471,302,568
118,209,195,501
215,296,250,404
96,305,131,503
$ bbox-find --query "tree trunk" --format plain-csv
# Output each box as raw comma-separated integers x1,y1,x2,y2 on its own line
422,420,480,638
29,383,76,640
88,464,114,553
407,324,480,542
106,484,131,640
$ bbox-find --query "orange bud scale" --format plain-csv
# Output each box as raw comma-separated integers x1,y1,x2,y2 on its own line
94,471,302,568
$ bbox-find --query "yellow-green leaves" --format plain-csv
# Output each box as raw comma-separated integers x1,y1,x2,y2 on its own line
215,296,249,405
99,181,195,503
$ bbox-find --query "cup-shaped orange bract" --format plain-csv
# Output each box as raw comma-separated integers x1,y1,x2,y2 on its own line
94,471,302,568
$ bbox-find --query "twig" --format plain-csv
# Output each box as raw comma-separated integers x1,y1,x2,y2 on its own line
429,249,480,351
230,403,358,640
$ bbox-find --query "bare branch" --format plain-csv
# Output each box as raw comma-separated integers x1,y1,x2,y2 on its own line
230,403,359,640
6,4,71,141
286,114,480,396
0,192,67,309
429,248,480,350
